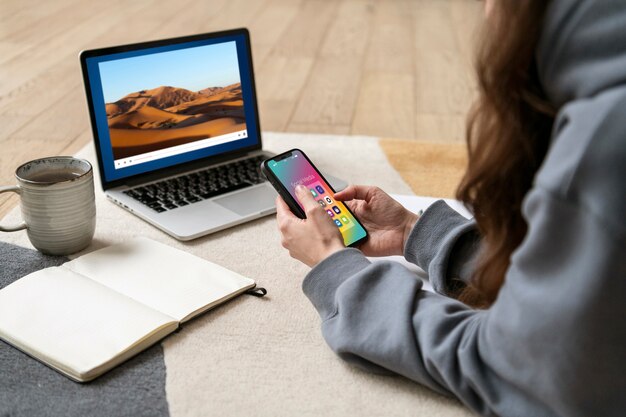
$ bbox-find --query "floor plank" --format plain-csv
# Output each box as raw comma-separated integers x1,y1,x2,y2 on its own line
352,72,416,139
0,0,101,65
352,1,416,138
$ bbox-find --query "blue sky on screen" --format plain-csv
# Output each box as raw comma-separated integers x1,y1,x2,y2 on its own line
99,41,240,103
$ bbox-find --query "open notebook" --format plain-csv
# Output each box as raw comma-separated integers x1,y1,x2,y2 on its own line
0,237,257,382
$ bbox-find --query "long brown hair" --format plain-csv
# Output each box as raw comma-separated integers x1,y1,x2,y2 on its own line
456,1,556,308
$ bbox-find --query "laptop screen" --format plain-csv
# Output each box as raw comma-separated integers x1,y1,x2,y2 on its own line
82,31,260,185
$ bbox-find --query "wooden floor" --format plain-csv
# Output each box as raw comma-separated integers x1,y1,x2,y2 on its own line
0,0,482,218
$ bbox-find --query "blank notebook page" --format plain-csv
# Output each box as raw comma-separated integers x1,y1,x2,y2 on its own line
0,267,174,376
64,237,255,322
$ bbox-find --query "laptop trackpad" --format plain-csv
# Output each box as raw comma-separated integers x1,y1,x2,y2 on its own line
214,184,277,216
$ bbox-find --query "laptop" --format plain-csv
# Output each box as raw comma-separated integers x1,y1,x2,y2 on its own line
80,29,345,241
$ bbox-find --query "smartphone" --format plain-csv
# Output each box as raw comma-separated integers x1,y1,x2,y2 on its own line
261,149,368,247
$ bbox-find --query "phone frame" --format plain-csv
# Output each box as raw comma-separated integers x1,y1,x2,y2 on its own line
261,148,368,248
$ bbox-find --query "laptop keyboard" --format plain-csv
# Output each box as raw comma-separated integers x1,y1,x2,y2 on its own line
123,155,267,212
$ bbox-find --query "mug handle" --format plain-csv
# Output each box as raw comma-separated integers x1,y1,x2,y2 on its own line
0,185,27,232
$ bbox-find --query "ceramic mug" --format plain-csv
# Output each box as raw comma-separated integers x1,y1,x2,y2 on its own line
0,156,96,255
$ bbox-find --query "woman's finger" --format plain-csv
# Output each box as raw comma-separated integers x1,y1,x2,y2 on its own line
295,185,322,214
342,199,358,212
275,195,297,221
334,184,375,202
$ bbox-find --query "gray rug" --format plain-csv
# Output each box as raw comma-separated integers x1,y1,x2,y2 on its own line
0,242,169,417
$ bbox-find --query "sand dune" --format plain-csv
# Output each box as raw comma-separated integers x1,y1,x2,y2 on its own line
166,85,242,111
108,105,194,129
165,95,244,115
198,83,241,96
105,82,245,159
110,118,246,160
105,95,151,117
142,86,201,110
198,87,222,96
106,86,201,117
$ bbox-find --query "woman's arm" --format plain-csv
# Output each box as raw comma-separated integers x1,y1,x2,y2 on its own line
334,185,482,295
302,187,626,417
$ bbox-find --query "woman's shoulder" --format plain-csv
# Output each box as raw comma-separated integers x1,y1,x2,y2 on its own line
535,86,626,237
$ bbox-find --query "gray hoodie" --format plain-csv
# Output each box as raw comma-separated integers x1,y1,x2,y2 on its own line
301,2,626,416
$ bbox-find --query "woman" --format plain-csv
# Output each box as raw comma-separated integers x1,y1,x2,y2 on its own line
275,1,626,416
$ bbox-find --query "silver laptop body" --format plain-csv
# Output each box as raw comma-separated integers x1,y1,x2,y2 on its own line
106,150,278,240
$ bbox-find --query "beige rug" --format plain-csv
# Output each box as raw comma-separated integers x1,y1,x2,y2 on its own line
0,132,471,417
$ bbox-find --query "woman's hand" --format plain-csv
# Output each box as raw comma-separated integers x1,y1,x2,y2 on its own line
334,185,419,257
276,185,345,267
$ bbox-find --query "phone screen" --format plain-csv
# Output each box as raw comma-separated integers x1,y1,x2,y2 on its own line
267,150,367,247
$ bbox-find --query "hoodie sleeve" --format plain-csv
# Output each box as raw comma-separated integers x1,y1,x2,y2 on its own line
301,93,626,416
403,200,481,295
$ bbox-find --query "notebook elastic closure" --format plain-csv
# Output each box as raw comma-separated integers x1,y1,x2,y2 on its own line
245,286,267,297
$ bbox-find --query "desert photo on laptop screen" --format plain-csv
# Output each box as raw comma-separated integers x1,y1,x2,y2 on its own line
99,41,247,169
